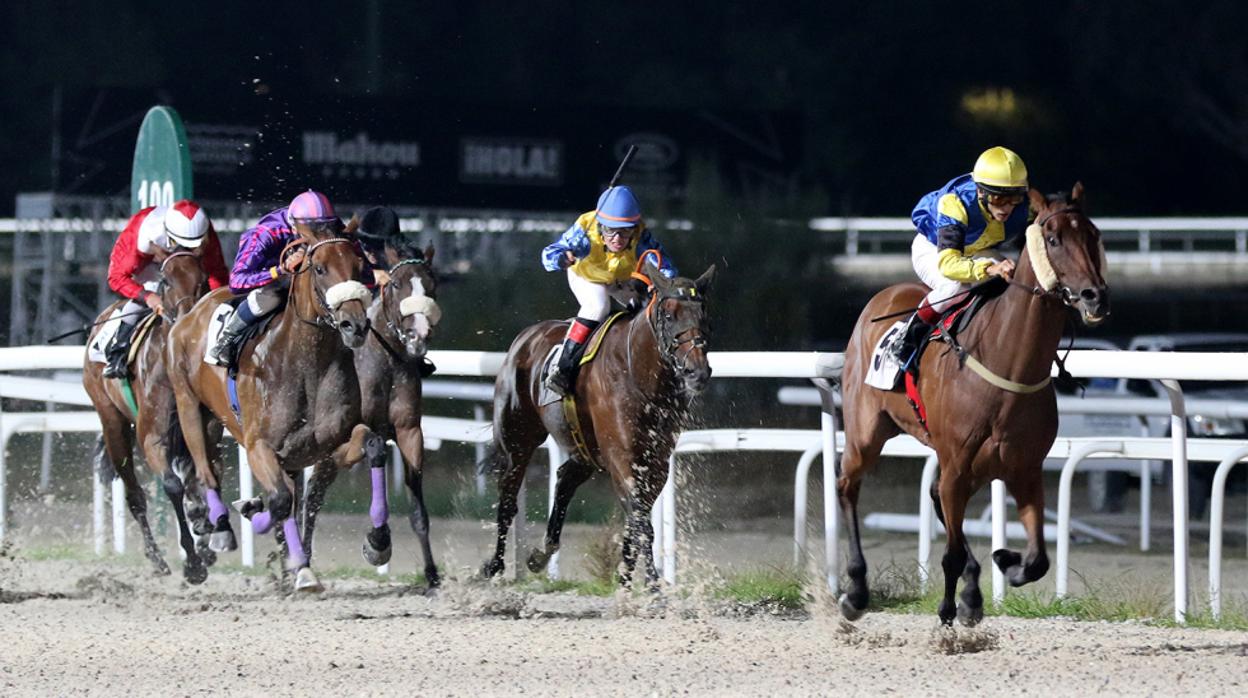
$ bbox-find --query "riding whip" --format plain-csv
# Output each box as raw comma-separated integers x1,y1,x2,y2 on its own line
46,310,151,343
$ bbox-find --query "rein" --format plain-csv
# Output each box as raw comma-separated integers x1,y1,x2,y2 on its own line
628,250,708,394
158,250,204,319
288,237,361,329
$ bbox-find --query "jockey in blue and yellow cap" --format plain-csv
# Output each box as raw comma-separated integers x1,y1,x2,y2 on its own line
889,146,1032,367
539,185,677,396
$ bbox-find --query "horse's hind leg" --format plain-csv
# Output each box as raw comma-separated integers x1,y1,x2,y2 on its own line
396,423,440,587
99,408,170,577
481,433,545,580
527,457,595,575
837,435,889,621
993,469,1050,587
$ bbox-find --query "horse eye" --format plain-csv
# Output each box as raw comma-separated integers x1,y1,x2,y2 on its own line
315,264,326,275
1046,236,1058,247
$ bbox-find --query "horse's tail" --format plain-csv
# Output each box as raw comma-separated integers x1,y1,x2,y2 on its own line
476,444,508,480
92,435,115,485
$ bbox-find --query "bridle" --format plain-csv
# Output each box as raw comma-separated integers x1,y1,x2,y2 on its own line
156,250,204,319
370,257,435,363
288,237,367,328
626,252,710,390
1020,205,1104,310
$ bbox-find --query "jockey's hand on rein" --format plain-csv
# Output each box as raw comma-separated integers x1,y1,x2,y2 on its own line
144,293,164,314
283,249,306,273
987,259,1015,280
559,251,576,269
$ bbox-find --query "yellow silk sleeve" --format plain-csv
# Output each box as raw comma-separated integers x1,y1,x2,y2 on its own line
937,193,969,225
936,248,993,283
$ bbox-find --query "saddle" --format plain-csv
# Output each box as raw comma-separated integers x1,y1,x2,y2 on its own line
901,278,1008,429
205,297,277,377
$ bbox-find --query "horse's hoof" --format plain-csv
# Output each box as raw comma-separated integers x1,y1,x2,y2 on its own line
294,567,324,593
838,593,866,621
184,562,209,585
424,567,442,589
196,546,218,568
526,548,550,574
957,602,984,627
480,560,504,580
362,541,392,567
231,497,264,518
364,433,386,462
152,559,172,577
992,548,1022,573
209,528,237,553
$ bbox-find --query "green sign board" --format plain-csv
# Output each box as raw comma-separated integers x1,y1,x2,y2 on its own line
130,106,193,214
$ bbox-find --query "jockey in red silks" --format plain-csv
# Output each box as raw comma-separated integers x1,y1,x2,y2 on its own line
103,200,228,378
539,185,677,396
207,190,377,364
889,146,1032,367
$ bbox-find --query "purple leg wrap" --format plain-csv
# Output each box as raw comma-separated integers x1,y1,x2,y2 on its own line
370,466,389,529
283,517,308,569
206,489,228,523
250,510,274,534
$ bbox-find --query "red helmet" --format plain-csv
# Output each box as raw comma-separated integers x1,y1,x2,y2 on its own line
165,200,210,248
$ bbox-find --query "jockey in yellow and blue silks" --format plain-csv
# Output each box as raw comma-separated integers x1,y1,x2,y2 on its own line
540,185,676,395
889,146,1031,366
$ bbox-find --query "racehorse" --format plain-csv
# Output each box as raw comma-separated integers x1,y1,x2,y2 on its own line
301,238,443,586
166,217,389,591
480,258,715,588
82,248,221,582
838,184,1109,625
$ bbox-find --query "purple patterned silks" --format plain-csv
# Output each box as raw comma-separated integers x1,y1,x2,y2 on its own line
370,466,389,529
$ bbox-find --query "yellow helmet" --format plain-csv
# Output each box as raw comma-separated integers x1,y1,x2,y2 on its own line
971,146,1028,195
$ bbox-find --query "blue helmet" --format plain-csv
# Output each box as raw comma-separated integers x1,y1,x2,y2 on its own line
594,186,642,228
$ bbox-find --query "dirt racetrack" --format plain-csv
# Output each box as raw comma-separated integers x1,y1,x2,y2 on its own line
3,506,1248,697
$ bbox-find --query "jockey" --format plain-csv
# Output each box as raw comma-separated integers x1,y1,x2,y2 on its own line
540,185,676,396
208,190,371,364
103,200,228,378
889,146,1031,366
356,205,436,377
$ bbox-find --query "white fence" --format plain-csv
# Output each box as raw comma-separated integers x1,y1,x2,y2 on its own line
4,345,1248,622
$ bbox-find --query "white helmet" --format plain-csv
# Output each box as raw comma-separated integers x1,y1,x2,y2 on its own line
164,200,209,248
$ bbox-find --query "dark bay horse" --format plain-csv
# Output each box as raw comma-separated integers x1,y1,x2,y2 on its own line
301,239,443,585
481,259,715,588
839,184,1109,625
82,249,220,582
167,219,389,591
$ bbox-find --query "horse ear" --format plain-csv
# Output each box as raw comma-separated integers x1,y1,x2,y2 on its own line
644,258,668,289
695,264,716,294
1070,181,1085,209
344,214,361,235
423,244,436,264
1027,187,1046,215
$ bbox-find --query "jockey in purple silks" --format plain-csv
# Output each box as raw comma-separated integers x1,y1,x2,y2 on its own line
200,190,378,540
540,185,676,396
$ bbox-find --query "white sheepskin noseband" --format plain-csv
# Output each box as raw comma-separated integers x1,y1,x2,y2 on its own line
1025,224,1059,291
325,280,371,310
400,296,442,326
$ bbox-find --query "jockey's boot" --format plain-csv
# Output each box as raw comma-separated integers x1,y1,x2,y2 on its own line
102,321,137,379
545,318,600,397
207,308,253,366
888,312,934,370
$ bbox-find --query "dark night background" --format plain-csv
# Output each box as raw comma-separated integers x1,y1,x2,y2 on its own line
2,1,1248,351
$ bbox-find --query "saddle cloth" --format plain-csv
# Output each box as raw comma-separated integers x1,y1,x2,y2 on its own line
87,308,159,366
536,312,627,407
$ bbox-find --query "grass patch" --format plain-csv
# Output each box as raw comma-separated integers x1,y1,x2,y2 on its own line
714,567,807,609
15,544,91,562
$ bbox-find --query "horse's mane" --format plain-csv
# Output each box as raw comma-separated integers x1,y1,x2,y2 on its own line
386,236,426,262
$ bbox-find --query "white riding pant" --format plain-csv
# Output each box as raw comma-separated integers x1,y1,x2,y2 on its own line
910,235,1004,313
567,269,611,322
119,280,161,326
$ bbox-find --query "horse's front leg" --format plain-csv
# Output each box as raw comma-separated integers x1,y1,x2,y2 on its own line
620,464,665,591
936,472,979,626
242,439,320,592
329,424,391,566
300,458,339,566
395,423,440,587
994,466,1050,587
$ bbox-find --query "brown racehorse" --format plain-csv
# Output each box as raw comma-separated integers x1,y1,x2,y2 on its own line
481,258,715,588
83,249,221,582
301,238,443,585
839,184,1110,625
167,218,389,592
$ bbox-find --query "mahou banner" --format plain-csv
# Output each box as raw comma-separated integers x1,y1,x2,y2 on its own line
49,87,802,212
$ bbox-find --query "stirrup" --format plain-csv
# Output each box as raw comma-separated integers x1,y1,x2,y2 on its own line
102,357,129,379
545,367,572,397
